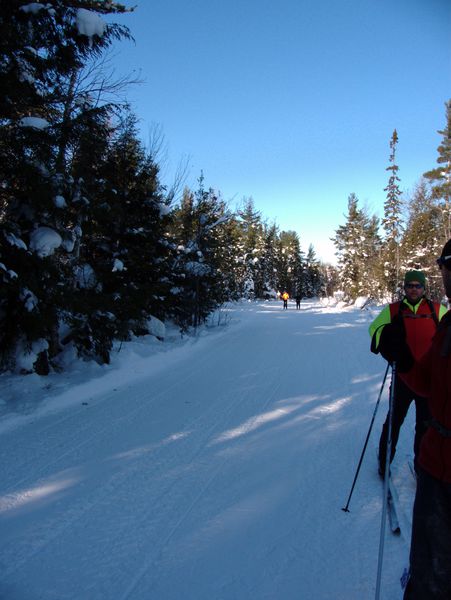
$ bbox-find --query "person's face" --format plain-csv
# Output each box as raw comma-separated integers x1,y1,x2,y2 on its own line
404,280,424,303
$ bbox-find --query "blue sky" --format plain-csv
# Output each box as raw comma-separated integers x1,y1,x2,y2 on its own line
110,0,451,263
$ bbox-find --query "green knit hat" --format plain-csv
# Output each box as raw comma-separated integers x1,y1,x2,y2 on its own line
404,270,426,287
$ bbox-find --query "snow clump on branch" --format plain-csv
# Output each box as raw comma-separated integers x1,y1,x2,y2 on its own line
19,117,50,130
76,9,106,42
29,227,62,257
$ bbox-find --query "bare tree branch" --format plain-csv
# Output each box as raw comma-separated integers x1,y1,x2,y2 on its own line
167,154,191,205
147,122,168,164
74,52,143,108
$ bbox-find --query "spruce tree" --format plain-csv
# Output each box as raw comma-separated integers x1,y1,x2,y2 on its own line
332,194,381,301
382,129,404,299
401,181,443,299
64,110,172,363
212,214,243,301
0,1,131,371
319,263,339,299
332,194,361,300
362,214,384,300
278,230,304,297
261,223,280,298
237,198,265,298
304,244,322,298
170,175,230,329
424,99,451,239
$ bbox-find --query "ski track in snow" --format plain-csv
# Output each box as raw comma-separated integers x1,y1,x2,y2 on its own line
0,300,416,599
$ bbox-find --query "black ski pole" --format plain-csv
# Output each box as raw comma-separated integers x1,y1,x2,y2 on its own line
342,362,390,513
375,361,396,600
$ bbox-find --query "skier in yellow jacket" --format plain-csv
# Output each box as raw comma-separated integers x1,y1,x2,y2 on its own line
282,292,289,309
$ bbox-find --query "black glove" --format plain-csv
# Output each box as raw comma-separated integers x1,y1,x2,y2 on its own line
378,315,414,373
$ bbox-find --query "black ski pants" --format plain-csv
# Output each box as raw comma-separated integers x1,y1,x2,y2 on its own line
404,468,451,599
378,375,429,473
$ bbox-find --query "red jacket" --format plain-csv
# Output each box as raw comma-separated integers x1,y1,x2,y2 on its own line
415,310,451,482
389,299,441,393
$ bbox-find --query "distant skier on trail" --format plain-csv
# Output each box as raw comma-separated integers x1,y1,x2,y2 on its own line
369,270,446,476
295,293,302,309
403,241,451,599
282,291,289,309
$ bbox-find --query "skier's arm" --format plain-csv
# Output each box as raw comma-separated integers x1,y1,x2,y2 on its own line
369,306,391,353
439,304,448,321
369,306,414,371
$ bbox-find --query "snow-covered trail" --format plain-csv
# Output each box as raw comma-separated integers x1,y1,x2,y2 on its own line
0,300,415,599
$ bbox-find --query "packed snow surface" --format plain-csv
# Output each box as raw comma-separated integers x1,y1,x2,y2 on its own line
0,299,417,599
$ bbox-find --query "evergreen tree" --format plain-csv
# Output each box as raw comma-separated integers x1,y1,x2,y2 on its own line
260,223,280,298
332,194,381,301
168,187,198,328
170,175,230,329
319,263,339,298
278,230,304,297
212,213,243,301
424,99,451,239
0,1,131,371
401,180,443,299
382,129,403,299
304,244,322,297
362,213,384,300
332,194,361,299
236,197,265,298
64,110,172,362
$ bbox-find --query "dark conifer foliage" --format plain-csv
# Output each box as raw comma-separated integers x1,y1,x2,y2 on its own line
278,230,304,296
236,198,266,298
260,223,281,298
169,176,232,330
65,110,172,361
0,1,132,371
304,244,323,298
424,100,451,240
401,181,443,298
